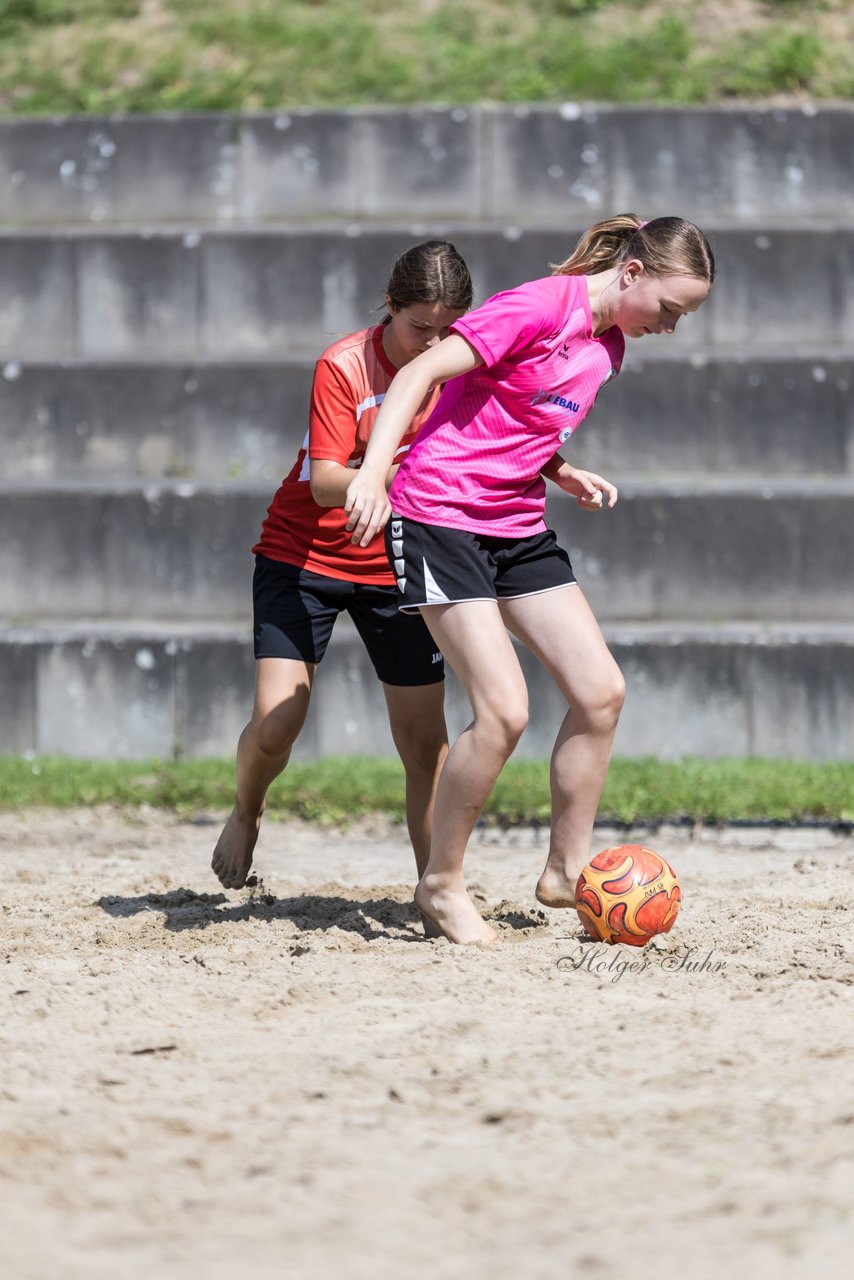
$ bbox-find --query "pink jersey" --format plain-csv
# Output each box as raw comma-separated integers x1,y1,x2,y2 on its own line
388,274,625,537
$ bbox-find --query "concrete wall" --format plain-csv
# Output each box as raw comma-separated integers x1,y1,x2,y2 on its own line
3,621,852,763
3,355,850,482
2,105,852,227
1,481,850,624
1,106,853,761
1,225,853,359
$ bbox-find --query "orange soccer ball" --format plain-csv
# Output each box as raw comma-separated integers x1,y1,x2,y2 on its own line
575,845,682,947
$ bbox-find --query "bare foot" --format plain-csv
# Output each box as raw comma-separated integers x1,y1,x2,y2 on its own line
211,808,260,889
535,864,584,909
420,913,443,940
415,876,499,945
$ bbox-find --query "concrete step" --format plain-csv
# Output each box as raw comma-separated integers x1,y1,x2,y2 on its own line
1,479,851,624
1,224,853,359
0,359,308,483
2,353,850,482
547,479,854,626
3,618,852,762
1,106,851,228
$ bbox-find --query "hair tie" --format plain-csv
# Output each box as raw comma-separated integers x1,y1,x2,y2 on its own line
638,220,649,229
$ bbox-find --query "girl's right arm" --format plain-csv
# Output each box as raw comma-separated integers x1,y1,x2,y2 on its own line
344,334,482,547
541,454,619,509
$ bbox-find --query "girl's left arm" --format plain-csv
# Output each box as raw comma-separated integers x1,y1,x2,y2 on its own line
309,459,358,508
310,458,402,507
542,454,619,510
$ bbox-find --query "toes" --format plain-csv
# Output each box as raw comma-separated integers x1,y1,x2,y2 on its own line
212,862,238,889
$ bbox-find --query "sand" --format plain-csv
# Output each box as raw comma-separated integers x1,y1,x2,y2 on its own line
1,807,852,1280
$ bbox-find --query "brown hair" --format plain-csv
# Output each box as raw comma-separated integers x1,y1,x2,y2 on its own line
552,214,715,285
382,239,474,322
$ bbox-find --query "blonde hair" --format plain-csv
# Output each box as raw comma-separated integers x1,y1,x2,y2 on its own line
552,214,715,285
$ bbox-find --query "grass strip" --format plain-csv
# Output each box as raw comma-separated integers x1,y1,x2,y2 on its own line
0,2,852,115
0,755,851,826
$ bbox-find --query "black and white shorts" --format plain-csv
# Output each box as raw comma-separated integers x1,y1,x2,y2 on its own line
253,554,444,686
385,514,577,614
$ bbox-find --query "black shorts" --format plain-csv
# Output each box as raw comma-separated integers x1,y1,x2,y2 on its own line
385,515,577,614
252,555,444,686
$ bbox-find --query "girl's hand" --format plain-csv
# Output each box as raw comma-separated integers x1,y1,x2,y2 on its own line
344,468,392,546
557,465,618,511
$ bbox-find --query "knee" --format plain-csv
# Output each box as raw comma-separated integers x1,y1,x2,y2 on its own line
250,704,305,759
484,701,529,755
586,668,626,731
397,721,449,775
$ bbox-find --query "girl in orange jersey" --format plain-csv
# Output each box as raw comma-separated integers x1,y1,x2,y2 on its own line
211,241,473,905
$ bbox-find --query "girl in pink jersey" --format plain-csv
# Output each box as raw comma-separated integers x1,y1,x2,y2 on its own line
345,215,715,944
211,241,473,899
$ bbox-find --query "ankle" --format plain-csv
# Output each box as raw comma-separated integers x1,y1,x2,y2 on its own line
419,869,465,892
233,800,264,826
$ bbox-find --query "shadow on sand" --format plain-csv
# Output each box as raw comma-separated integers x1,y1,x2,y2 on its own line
97,886,550,941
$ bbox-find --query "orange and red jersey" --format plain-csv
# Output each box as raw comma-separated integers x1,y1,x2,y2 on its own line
253,325,441,584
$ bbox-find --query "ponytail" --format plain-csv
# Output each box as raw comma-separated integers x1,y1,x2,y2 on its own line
552,214,715,284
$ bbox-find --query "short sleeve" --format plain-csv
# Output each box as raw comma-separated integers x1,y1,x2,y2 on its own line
308,359,358,464
451,277,576,368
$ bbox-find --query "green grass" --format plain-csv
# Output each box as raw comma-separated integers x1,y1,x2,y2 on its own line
0,1,851,116
1,755,851,826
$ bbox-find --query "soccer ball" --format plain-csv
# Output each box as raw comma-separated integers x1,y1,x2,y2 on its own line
575,845,681,947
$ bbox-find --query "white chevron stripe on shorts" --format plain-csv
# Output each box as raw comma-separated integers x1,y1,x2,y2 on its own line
423,558,450,605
